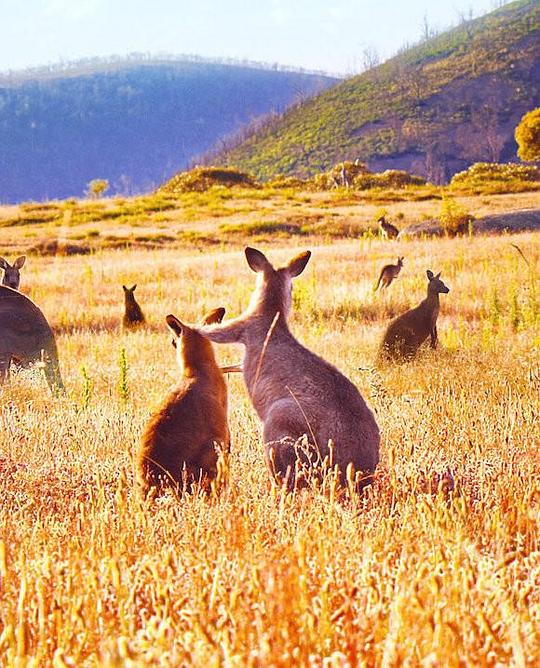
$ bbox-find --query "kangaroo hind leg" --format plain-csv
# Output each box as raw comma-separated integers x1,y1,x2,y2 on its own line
263,400,320,490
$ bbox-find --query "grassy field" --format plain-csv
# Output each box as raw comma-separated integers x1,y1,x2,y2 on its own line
0,214,539,663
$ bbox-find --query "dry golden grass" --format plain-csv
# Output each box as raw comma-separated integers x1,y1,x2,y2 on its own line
1,189,538,256
0,227,539,665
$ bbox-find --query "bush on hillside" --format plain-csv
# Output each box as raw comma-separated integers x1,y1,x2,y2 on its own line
438,195,473,235
450,162,540,189
311,162,426,191
450,162,540,194
159,166,258,194
266,175,309,189
515,108,540,162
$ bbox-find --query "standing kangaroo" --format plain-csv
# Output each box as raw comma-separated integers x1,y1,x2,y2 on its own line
0,285,64,391
0,256,26,290
378,216,399,240
138,308,230,496
122,284,145,330
199,247,380,491
375,257,404,290
379,270,450,361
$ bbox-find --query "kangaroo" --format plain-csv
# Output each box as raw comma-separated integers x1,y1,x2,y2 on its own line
122,284,145,330
375,257,404,290
0,285,64,392
199,247,380,491
378,216,399,240
379,270,450,362
0,256,26,290
138,308,230,496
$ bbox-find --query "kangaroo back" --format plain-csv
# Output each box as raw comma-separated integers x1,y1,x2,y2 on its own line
199,247,380,491
122,285,145,329
138,308,229,496
379,269,449,362
0,286,64,391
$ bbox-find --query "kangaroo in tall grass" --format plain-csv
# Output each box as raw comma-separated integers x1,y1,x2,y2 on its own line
0,256,26,290
379,270,450,361
138,308,230,496
122,284,145,330
378,216,399,240
0,285,64,391
199,247,380,491
375,257,404,290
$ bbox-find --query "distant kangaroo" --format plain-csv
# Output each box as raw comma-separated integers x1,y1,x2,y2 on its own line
375,256,404,290
122,284,145,330
0,256,26,290
0,285,64,392
199,247,380,491
378,216,399,240
138,308,230,496
379,270,450,361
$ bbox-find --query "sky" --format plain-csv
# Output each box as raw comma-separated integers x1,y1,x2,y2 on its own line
1,0,504,75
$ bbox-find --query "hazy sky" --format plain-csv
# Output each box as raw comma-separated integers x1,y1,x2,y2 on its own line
2,0,501,74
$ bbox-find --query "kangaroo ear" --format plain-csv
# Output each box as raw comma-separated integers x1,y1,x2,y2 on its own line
245,247,271,273
131,284,137,292
202,307,225,325
435,272,441,279
0,257,8,270
122,285,128,292
14,256,26,269
166,314,184,337
286,251,311,277
426,270,434,280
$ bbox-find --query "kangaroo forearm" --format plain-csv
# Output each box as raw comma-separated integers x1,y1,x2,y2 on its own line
199,320,245,344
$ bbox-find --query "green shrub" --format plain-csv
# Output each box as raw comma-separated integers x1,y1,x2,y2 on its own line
159,166,259,194
439,196,473,235
450,162,540,191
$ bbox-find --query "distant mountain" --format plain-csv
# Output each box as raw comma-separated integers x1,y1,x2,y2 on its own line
0,56,337,203
208,0,540,184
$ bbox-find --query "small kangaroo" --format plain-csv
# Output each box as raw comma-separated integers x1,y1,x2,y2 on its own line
0,285,64,392
199,247,380,491
122,284,145,330
379,270,450,361
0,256,26,290
378,216,399,240
375,256,404,290
138,308,230,496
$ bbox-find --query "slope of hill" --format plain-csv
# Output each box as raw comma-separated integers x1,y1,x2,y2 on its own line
209,0,540,183
0,57,337,203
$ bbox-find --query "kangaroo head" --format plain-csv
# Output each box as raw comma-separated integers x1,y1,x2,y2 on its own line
244,247,311,318
426,270,449,294
0,256,26,290
166,308,226,369
122,284,138,300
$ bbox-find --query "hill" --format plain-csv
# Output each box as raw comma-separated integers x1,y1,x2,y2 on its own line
0,56,337,203
208,0,540,183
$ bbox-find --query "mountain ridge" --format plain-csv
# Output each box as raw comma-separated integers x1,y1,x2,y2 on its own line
0,57,337,203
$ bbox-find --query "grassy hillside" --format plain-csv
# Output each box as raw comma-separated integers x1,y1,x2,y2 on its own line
0,224,538,663
211,0,540,182
0,57,337,204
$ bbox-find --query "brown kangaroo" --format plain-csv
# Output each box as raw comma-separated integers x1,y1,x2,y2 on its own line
379,270,450,361
138,308,230,496
375,256,404,290
199,247,380,491
378,216,399,239
0,256,26,290
122,284,145,329
0,285,64,392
